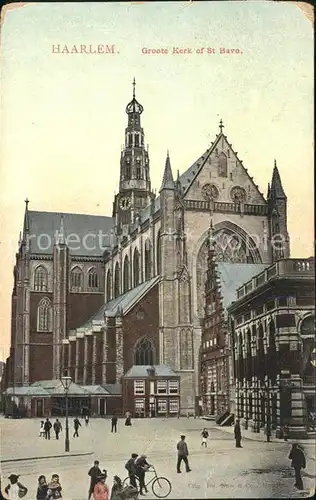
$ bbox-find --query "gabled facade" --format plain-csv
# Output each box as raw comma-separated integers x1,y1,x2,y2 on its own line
4,82,291,414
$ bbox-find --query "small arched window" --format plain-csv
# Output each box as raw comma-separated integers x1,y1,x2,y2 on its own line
71,266,83,292
37,298,52,332
134,337,155,365
123,256,130,293
106,270,112,302
114,263,120,298
144,239,152,280
218,153,228,177
133,248,140,287
156,231,161,275
34,266,48,291
88,268,98,289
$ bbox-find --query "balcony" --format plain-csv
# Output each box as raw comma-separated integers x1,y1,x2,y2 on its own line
236,258,314,300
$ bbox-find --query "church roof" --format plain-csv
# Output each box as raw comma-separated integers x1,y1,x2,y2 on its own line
216,263,268,313
31,379,90,395
81,276,160,329
124,365,178,378
27,210,115,256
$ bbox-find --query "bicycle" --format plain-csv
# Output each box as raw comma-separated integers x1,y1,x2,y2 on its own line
123,466,172,498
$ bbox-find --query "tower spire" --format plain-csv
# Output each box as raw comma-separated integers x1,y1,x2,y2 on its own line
160,151,175,192
271,159,286,198
133,77,136,98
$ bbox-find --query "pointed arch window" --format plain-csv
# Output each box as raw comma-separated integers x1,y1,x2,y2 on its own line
133,248,140,287
34,266,48,291
114,263,120,298
71,266,83,292
134,337,155,365
37,298,52,332
88,267,98,289
144,239,152,280
106,270,112,302
123,256,130,293
156,231,161,276
218,153,228,177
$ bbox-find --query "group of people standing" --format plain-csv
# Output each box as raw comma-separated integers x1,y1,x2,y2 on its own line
88,460,138,500
39,417,83,440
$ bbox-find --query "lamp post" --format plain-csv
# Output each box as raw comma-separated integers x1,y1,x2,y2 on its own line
61,376,72,452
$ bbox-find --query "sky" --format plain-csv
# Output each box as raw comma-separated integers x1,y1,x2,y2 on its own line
0,1,314,360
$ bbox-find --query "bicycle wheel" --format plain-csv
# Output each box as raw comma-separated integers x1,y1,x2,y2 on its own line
151,476,172,498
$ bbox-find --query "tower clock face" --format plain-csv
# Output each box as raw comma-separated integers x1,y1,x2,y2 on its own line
119,197,131,210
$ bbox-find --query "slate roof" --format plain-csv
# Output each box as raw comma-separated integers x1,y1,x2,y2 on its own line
4,386,50,396
123,365,178,378
216,263,268,313
81,385,110,395
103,383,122,395
81,276,160,329
27,210,115,257
31,379,90,396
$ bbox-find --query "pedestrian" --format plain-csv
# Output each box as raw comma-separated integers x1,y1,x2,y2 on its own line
176,435,191,473
44,418,52,440
39,420,45,438
36,475,48,500
111,414,118,433
46,474,62,499
283,423,289,441
135,455,151,496
234,419,242,448
110,476,138,500
53,419,62,440
288,443,306,490
125,411,132,426
93,472,109,500
4,475,28,500
201,428,209,447
88,460,102,500
73,416,82,437
85,414,90,426
125,453,138,488
0,477,9,500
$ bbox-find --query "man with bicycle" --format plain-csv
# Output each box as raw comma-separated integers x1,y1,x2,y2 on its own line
135,454,151,496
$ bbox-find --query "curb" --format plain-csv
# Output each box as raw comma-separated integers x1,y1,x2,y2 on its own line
1,452,93,464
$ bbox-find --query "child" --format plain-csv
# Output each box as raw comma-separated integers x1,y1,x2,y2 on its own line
46,474,62,499
201,428,209,447
36,475,48,500
39,421,45,437
93,472,109,500
5,474,28,499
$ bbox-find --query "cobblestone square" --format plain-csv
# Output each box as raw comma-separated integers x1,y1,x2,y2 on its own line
1,417,315,499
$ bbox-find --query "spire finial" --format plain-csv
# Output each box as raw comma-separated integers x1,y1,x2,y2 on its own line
219,119,224,133
274,159,277,168
167,149,169,157
57,214,65,244
24,197,29,208
133,77,136,98
208,217,216,249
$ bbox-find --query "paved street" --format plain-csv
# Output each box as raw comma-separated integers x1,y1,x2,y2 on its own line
0,417,315,499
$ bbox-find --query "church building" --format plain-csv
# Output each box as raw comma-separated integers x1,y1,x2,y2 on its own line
3,81,290,416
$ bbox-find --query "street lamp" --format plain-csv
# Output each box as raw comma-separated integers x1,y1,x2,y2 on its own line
60,376,72,452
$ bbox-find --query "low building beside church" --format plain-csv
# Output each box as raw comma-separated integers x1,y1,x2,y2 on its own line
228,257,315,439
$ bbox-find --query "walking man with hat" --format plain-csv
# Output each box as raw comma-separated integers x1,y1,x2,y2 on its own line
176,435,192,473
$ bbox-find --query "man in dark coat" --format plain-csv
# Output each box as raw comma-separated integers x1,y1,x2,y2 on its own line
111,414,118,433
135,454,151,495
125,453,138,488
53,419,62,440
73,417,82,437
44,418,52,440
88,460,102,500
234,419,242,448
176,435,191,473
289,443,306,490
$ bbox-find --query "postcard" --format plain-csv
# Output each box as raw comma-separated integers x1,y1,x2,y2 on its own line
0,2,314,499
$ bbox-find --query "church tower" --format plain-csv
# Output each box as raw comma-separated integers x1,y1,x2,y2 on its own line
113,79,155,235
268,160,290,261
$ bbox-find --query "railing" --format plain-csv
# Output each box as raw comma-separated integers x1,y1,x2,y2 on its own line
183,199,268,215
235,258,314,301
